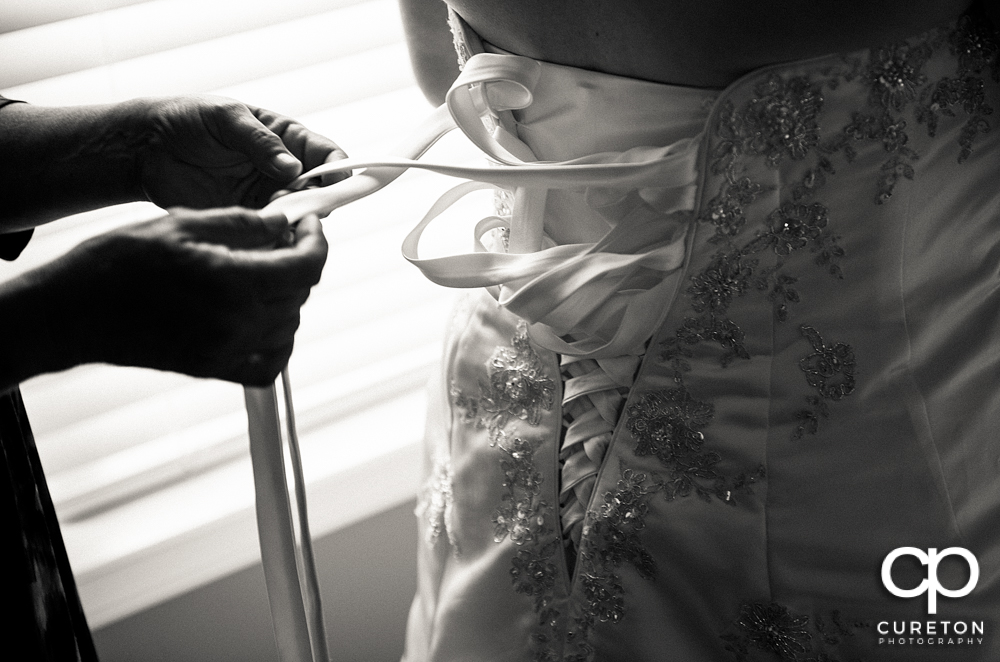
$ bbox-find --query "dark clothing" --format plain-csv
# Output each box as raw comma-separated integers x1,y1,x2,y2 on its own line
0,389,99,661
0,95,35,261
1,92,99,659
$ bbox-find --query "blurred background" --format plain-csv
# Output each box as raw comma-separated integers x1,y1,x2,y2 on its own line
0,1,483,659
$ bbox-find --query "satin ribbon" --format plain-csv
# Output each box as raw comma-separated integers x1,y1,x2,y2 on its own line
267,52,701,359
245,50,704,659
245,371,329,662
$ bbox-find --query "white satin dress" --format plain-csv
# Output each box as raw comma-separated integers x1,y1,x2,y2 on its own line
401,7,1000,662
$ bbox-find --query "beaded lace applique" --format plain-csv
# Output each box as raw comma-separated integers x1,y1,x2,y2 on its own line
625,388,766,503
442,8,997,662
720,602,871,661
573,12,997,661
794,325,857,439
452,323,563,661
563,468,660,662
452,322,556,444
416,453,459,554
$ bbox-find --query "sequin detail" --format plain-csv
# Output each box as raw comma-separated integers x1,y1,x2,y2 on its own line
452,322,556,445
679,18,995,442
494,435,548,544
666,198,845,373
950,12,1000,80
704,177,765,243
446,9,472,69
720,602,870,661
863,42,932,112
416,453,459,554
566,468,660,661
713,75,825,171
452,322,561,661
794,325,856,439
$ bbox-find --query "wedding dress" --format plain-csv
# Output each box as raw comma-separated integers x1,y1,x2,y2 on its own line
400,6,1000,662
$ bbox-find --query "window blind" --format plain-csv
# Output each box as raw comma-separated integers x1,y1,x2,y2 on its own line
0,0,480,628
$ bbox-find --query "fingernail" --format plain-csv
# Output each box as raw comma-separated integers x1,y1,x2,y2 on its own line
273,152,301,174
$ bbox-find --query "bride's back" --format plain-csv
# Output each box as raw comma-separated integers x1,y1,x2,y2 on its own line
402,0,981,101
446,0,973,87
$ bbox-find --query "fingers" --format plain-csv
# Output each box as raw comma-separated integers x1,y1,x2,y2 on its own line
213,314,301,387
166,206,290,249
161,208,326,298
182,210,325,385
213,104,304,183
230,213,329,291
227,342,295,387
90,206,326,385
250,105,349,186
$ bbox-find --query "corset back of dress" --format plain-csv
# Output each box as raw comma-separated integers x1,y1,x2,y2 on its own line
406,7,1000,662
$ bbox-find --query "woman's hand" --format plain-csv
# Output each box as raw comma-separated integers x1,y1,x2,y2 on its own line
137,96,348,210
4,207,328,387
0,96,348,229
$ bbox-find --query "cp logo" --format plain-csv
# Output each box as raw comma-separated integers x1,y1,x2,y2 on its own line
881,547,979,614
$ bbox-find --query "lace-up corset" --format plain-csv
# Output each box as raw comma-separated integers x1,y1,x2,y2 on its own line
406,6,1000,662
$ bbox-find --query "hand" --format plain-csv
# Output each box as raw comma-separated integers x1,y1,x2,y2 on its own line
137,96,348,210
37,207,328,386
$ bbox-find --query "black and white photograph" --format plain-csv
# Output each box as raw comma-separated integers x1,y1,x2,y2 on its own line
2,1,999,660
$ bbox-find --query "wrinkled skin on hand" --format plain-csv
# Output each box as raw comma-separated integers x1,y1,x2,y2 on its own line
138,95,348,210
36,207,328,386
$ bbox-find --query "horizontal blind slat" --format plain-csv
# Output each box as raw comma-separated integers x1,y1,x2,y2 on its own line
1,0,403,105
0,0,147,36
2,0,483,626
0,0,373,87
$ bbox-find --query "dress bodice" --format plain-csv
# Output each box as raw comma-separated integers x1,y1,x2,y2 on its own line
405,6,1000,662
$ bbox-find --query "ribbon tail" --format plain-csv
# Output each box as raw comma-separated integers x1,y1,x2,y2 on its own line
264,103,458,223
245,371,329,662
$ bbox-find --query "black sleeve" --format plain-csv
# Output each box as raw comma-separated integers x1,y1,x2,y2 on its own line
0,95,35,261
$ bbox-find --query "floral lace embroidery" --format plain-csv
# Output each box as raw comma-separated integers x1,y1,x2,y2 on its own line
712,75,825,174
494,435,549,544
560,425,765,661
664,198,846,374
626,388,766,503
447,9,472,69
452,322,561,661
863,41,933,111
416,453,459,554
452,321,556,445
564,468,661,661
493,432,563,662
913,11,999,164
494,433,563,662
794,325,857,439
720,602,870,661
712,13,996,214
702,74,823,244
844,17,994,199
704,177,766,243
677,16,996,441
951,12,1000,80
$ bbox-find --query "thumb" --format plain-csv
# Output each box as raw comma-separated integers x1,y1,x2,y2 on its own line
170,207,289,248
216,106,303,182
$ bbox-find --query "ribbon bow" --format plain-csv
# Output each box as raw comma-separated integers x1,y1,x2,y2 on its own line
245,50,703,661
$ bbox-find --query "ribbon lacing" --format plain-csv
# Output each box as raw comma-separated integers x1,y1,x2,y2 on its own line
272,51,704,551
429,53,703,550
